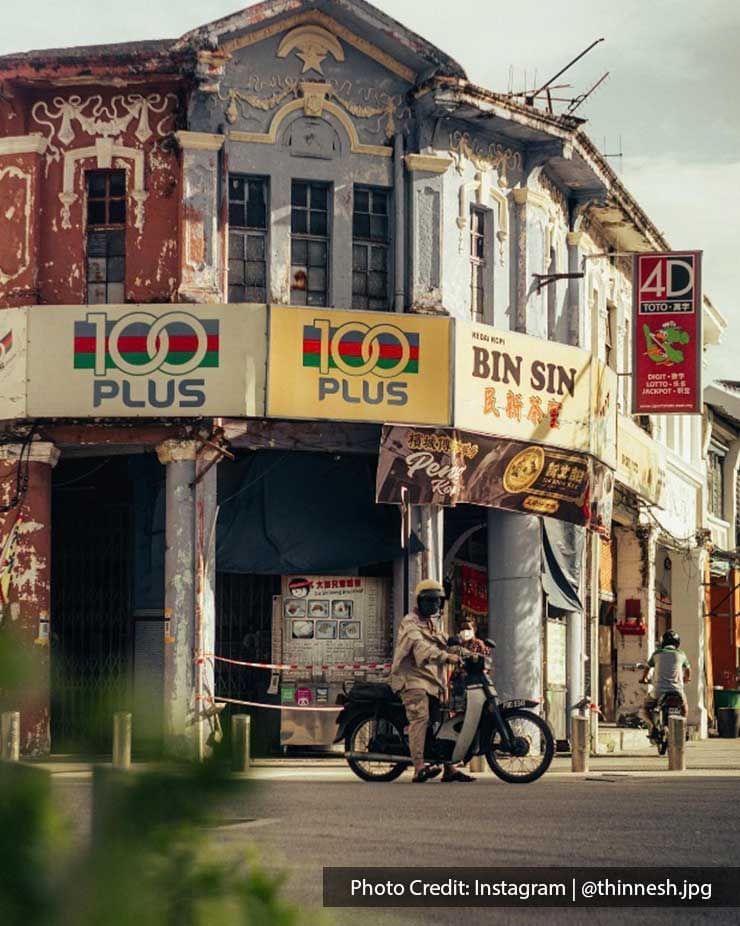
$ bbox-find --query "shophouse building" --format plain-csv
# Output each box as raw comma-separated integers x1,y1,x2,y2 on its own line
0,0,726,757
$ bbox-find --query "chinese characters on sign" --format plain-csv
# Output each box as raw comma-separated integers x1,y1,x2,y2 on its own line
376,425,614,533
632,251,702,414
454,321,617,469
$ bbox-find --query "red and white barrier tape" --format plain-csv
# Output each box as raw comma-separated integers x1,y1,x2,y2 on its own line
214,695,342,713
197,653,392,672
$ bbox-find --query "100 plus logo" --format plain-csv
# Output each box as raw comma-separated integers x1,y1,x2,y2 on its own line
302,319,419,406
74,311,219,409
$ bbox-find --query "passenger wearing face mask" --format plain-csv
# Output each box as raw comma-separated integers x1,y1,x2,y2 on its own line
457,618,491,656
390,580,473,783
449,618,491,711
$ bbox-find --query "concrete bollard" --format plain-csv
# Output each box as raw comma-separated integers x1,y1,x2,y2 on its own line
469,755,485,773
668,716,686,771
1,711,20,762
571,715,589,773
112,712,132,770
231,714,251,772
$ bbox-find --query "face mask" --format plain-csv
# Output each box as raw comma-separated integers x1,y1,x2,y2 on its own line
459,628,474,642
418,597,441,618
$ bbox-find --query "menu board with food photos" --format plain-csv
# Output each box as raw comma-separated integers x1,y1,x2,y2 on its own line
280,575,391,671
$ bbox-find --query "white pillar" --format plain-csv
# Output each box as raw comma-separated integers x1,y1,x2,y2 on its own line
615,526,657,721
566,608,585,738
156,439,218,759
487,509,543,703
669,547,708,738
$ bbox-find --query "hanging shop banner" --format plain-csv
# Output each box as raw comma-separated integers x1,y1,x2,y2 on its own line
616,414,666,507
267,305,451,426
0,307,28,420
632,251,702,414
455,320,617,469
376,425,613,534
25,304,267,418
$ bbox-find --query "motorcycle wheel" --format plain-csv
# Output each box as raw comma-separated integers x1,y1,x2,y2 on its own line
345,716,407,782
658,733,669,756
485,709,555,784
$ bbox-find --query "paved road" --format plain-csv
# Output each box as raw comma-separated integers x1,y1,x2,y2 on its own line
45,740,740,926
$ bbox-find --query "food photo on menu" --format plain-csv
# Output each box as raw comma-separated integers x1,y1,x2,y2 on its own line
284,598,306,618
332,600,353,619
315,621,338,639
338,621,361,640
308,600,330,618
290,620,314,640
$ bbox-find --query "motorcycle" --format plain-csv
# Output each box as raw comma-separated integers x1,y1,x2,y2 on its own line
334,641,555,784
647,691,686,756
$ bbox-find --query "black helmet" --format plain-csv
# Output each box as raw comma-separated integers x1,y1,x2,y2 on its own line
661,629,680,648
415,579,445,618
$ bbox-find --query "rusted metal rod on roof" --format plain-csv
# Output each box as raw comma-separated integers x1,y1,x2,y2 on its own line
527,38,604,106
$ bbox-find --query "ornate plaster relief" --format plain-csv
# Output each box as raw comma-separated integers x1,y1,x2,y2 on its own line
228,81,392,157
32,93,176,167
220,10,416,83
0,164,32,286
276,25,345,75
58,137,147,231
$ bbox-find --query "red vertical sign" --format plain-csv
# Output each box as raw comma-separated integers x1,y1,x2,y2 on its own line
632,251,702,414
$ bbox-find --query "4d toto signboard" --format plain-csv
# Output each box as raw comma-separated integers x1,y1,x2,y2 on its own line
632,251,702,414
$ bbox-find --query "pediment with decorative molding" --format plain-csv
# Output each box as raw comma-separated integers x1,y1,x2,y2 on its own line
210,12,413,152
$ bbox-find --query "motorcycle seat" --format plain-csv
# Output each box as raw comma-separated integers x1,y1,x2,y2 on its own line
348,682,401,703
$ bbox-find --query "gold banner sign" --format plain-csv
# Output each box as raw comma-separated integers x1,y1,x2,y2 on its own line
267,306,451,425
454,320,617,469
376,425,614,533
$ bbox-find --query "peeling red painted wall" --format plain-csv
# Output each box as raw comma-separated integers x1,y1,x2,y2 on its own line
1,81,182,308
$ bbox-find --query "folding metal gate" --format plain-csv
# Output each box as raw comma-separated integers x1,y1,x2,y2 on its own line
51,485,133,754
215,572,281,754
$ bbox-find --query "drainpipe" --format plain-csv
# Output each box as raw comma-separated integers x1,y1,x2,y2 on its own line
394,132,405,313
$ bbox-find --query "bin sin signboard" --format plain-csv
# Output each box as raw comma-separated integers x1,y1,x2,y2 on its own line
632,251,702,414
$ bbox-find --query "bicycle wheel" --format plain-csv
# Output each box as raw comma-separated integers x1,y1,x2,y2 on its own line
485,709,555,784
345,716,407,782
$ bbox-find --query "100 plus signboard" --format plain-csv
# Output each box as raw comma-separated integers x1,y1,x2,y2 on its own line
26,304,267,417
632,251,702,414
267,305,452,426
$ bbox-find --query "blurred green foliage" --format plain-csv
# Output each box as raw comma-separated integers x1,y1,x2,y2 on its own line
0,631,322,926
0,761,310,926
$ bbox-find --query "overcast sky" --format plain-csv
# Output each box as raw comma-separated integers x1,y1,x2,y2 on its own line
3,0,737,382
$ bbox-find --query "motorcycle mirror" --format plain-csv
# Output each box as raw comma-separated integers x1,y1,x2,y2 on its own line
483,638,496,649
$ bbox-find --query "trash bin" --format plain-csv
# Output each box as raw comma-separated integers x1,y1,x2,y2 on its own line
717,707,740,739
714,689,740,710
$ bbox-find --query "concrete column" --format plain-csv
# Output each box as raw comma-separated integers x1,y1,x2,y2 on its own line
393,133,405,313
0,442,59,756
566,231,584,347
588,532,601,746
512,189,529,334
406,505,444,625
487,508,543,702
566,608,585,738
615,526,657,722
404,155,452,312
669,546,709,738
175,131,225,303
156,439,218,759
722,437,740,529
